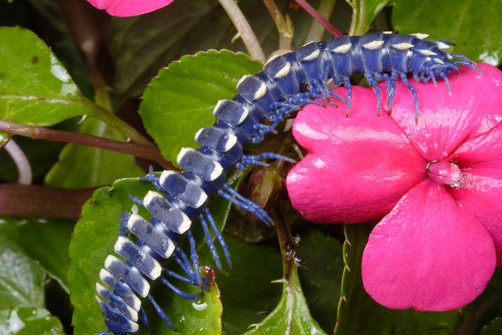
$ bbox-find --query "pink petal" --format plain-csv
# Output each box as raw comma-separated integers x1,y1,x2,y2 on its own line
87,0,174,17
452,121,502,169
450,171,502,265
362,180,496,311
381,63,502,161
449,123,502,264
287,86,426,223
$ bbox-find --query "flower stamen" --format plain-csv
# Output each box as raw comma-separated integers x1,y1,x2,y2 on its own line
427,160,463,188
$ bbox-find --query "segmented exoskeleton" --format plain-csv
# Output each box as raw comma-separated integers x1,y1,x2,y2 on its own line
94,32,478,334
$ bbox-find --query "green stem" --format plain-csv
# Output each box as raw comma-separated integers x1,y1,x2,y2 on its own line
273,204,297,281
347,0,366,36
78,97,154,147
217,0,266,62
304,0,337,42
262,0,294,51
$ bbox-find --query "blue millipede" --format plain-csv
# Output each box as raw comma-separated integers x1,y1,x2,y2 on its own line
94,32,478,334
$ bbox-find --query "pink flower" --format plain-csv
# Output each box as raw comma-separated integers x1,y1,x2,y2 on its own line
87,0,174,17
286,63,502,311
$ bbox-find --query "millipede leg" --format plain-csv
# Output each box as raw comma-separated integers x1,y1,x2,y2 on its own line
139,306,148,327
128,195,144,208
380,74,393,112
140,168,167,194
163,268,199,286
439,73,452,94
119,211,130,237
236,152,295,169
204,208,232,269
397,73,419,121
365,71,382,115
147,294,177,331
285,90,324,107
218,185,273,226
159,276,202,299
187,230,202,286
386,73,397,113
172,246,197,280
198,214,223,271
343,76,353,115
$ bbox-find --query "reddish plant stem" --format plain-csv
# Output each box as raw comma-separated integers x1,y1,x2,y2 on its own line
294,0,343,37
0,184,96,220
0,120,174,170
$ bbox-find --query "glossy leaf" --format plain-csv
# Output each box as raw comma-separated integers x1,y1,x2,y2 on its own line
139,50,262,163
0,26,91,125
0,26,146,143
334,224,461,335
348,0,390,35
243,262,326,335
14,220,73,293
0,307,64,335
392,0,502,66
0,223,46,308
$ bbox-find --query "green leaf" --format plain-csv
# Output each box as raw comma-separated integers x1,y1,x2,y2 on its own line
69,178,225,335
482,318,502,335
214,235,282,334
0,307,64,335
392,0,502,66
139,50,262,163
0,222,46,308
348,0,391,35
14,220,73,293
296,228,343,332
243,262,327,335
334,224,461,335
0,26,147,144
141,278,222,335
0,26,90,125
45,118,144,188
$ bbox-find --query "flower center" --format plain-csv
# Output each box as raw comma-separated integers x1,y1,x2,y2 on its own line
427,160,463,188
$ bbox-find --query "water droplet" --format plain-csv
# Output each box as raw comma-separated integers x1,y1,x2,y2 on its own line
50,55,71,83
192,302,208,311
